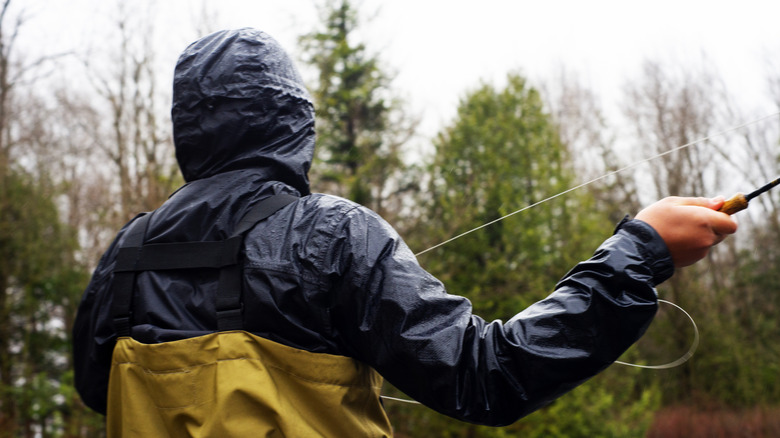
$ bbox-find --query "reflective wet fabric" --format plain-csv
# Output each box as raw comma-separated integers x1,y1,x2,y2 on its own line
107,331,391,437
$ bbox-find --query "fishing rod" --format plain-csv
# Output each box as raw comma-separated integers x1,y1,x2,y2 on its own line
718,177,780,215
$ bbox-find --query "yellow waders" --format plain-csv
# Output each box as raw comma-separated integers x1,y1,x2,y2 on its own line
107,331,393,437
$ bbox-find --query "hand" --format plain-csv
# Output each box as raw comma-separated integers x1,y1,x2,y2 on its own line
635,196,738,268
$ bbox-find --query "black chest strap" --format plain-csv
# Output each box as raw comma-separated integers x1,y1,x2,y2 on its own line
109,193,298,337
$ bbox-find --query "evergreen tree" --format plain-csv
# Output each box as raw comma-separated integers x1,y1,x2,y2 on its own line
299,0,416,220
0,169,88,437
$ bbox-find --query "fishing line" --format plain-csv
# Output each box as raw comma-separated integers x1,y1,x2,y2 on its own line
415,110,780,257
380,395,421,405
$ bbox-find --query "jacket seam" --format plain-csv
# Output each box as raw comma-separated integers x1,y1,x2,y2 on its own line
314,201,363,291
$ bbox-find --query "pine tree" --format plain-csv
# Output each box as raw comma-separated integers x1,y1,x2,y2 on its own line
299,0,416,220
0,170,87,437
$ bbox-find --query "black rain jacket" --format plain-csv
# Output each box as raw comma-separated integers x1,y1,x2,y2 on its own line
73,28,673,426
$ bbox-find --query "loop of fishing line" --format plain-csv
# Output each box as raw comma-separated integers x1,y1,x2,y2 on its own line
614,299,700,369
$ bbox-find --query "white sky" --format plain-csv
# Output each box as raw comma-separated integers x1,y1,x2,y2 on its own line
17,0,780,178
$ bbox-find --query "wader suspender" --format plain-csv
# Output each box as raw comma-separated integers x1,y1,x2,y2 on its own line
109,194,299,337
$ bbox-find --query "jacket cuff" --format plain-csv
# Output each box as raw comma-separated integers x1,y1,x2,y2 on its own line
614,215,675,285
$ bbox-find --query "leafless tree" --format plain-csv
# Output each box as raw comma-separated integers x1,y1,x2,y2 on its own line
622,59,725,200
543,66,640,223
84,3,180,225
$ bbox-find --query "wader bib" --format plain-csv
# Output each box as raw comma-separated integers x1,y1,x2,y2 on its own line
106,194,393,437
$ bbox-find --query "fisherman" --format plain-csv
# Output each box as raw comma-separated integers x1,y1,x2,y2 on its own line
72,28,738,437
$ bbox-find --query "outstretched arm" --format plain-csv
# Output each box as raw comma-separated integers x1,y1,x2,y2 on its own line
332,197,737,426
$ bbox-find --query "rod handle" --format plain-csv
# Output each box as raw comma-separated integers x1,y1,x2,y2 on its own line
718,193,748,215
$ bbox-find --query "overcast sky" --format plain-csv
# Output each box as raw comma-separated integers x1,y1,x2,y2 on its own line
19,0,780,156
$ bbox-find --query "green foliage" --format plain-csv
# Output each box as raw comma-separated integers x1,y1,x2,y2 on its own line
0,169,96,436
419,73,610,320
684,231,780,407
514,367,661,437
386,366,661,437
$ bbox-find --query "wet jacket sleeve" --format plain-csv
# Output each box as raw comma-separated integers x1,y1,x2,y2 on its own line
328,209,672,427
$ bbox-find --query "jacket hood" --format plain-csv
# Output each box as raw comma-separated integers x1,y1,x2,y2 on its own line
172,28,315,194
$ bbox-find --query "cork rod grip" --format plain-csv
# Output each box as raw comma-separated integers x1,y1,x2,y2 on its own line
718,193,748,215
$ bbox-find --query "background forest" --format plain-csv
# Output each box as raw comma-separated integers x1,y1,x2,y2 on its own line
2,0,780,436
